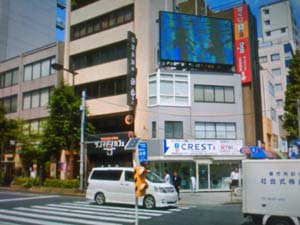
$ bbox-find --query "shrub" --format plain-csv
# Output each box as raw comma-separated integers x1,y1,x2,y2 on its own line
44,179,79,189
12,177,42,188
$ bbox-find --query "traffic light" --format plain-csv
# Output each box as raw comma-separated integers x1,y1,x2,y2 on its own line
134,166,148,197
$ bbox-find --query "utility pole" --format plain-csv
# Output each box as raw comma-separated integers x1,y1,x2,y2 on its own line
80,90,86,192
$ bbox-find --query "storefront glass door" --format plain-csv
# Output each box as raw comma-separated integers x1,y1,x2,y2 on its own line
198,164,209,189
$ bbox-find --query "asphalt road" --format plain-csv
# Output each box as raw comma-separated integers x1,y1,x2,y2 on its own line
0,190,248,225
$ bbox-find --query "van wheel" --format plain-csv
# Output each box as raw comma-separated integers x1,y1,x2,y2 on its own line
268,218,293,225
95,192,105,205
144,195,155,209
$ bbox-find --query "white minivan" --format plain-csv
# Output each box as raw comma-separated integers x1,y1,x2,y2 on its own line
86,167,178,209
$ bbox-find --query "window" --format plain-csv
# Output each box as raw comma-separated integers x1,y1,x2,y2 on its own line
276,99,283,108
264,20,270,26
70,4,134,40
275,83,282,92
259,56,267,63
23,57,55,81
0,68,18,89
263,9,269,14
0,95,17,113
194,85,234,103
75,75,127,99
271,68,281,76
23,87,52,109
125,171,134,182
281,27,287,34
152,121,157,138
271,53,280,61
70,41,127,70
148,72,189,106
195,122,236,139
266,31,271,37
90,170,122,181
165,121,183,139
268,82,275,97
271,108,277,121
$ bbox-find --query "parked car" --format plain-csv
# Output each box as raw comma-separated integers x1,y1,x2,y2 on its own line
86,167,178,209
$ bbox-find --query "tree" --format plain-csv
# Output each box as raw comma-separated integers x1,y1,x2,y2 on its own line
42,81,94,179
283,50,300,139
42,82,82,179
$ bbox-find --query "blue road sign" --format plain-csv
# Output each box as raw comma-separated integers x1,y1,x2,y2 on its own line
138,142,147,163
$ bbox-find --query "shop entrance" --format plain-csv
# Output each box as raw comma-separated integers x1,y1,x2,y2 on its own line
198,164,209,190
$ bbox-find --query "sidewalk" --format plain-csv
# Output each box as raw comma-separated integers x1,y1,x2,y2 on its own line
1,185,242,205
179,191,242,205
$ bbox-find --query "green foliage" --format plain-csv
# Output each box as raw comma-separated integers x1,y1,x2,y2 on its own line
13,177,42,188
0,105,19,148
42,82,82,160
44,178,80,189
283,50,300,139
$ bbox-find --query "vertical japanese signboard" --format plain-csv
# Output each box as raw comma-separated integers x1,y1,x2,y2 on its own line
127,31,137,106
233,4,252,84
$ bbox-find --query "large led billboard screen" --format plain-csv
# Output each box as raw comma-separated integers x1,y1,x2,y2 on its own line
159,11,234,66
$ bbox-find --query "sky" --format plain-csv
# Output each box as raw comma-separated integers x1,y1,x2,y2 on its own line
205,0,300,37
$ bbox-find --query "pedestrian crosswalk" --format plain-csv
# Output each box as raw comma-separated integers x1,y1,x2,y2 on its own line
0,200,194,225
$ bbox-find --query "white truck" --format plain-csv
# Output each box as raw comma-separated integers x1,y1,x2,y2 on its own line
242,160,300,225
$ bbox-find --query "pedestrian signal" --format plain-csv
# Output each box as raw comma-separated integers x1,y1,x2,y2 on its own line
134,166,148,197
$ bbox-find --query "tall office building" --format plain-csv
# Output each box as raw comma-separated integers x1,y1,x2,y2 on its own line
66,0,245,191
0,0,65,61
259,0,299,153
260,0,299,49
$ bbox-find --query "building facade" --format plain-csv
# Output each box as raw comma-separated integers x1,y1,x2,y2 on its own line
260,0,299,49
259,0,299,153
65,0,246,191
0,42,64,181
0,0,65,61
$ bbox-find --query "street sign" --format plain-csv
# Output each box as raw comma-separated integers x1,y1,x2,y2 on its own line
124,138,140,150
138,142,147,163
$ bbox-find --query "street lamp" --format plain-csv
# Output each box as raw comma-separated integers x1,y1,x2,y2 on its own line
51,63,78,87
50,63,86,192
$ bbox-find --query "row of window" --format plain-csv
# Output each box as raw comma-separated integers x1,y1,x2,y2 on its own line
259,53,280,64
0,68,18,89
155,121,237,139
149,72,235,106
0,95,17,113
70,41,126,70
194,85,234,103
75,75,127,98
265,27,287,37
71,4,133,41
23,87,53,110
24,57,56,81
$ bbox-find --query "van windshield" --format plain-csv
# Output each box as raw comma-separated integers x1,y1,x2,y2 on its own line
146,171,164,183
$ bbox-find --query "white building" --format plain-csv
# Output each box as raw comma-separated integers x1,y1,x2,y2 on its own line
259,0,298,153
260,0,299,49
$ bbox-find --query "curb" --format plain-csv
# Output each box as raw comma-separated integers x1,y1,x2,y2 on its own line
0,186,85,197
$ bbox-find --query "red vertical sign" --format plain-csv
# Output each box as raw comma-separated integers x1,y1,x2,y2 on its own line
233,4,252,84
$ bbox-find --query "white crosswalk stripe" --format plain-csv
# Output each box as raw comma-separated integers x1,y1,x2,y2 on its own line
0,200,192,225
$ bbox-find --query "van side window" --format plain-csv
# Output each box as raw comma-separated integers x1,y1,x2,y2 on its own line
91,170,122,181
125,171,134,182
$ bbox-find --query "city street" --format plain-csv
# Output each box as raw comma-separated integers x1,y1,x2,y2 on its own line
0,190,246,225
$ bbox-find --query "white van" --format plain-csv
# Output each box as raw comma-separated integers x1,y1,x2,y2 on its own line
86,167,178,209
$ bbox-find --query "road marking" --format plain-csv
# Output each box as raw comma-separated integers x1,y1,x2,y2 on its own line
15,207,135,223
0,195,59,203
53,203,165,216
32,205,151,219
0,209,121,225
72,201,174,214
0,212,73,225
